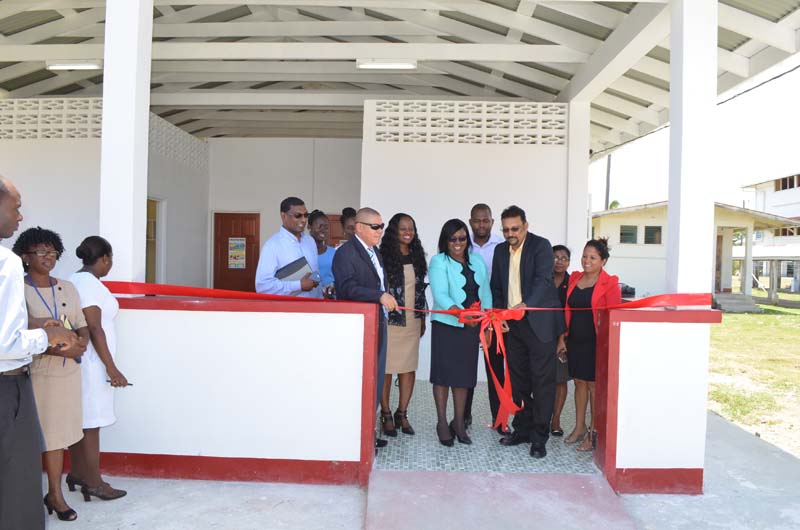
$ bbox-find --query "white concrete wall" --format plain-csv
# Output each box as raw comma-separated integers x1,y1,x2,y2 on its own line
362,138,568,380
0,112,211,286
592,208,668,297
0,139,101,278
208,138,362,248
148,151,209,286
616,321,710,469
104,308,364,460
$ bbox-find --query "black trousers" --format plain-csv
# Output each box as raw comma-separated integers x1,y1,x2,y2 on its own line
506,320,557,446
0,372,45,530
464,334,504,425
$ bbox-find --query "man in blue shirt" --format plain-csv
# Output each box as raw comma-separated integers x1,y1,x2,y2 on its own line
255,196,321,298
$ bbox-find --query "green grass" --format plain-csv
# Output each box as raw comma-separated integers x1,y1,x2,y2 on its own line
708,384,778,424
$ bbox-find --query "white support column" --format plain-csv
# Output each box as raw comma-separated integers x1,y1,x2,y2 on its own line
743,225,753,296
666,0,717,294
566,101,590,256
98,0,154,282
720,228,734,292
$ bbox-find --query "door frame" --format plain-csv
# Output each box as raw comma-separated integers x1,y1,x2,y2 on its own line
147,196,168,284
208,209,262,289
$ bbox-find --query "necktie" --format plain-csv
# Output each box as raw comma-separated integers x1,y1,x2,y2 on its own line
368,248,388,317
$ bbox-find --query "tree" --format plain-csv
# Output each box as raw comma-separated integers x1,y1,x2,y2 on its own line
609,200,620,209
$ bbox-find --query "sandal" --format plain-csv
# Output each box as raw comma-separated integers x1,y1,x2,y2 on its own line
380,410,397,437
394,409,415,435
550,427,564,437
565,429,587,444
576,434,593,452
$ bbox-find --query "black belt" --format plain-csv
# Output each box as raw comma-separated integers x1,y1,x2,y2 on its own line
0,365,30,376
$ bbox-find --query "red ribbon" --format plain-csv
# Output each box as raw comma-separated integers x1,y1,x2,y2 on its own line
104,281,710,431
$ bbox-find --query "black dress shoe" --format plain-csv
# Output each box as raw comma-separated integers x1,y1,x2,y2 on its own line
499,432,529,446
530,444,547,459
496,426,510,435
375,438,388,448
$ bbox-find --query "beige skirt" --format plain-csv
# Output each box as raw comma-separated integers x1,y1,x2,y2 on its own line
30,354,83,451
386,316,422,374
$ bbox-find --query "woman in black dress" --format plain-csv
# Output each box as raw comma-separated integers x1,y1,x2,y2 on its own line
550,245,571,437
428,219,492,446
561,239,621,451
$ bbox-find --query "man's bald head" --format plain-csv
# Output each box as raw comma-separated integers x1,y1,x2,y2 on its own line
354,207,384,247
0,176,23,239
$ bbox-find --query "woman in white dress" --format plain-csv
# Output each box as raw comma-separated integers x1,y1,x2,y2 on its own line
68,236,128,501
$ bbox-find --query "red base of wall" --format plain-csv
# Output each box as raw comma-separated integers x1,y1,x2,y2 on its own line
90,453,365,486
609,468,703,495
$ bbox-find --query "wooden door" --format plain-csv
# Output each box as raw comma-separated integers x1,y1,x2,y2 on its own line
214,213,260,292
327,214,346,247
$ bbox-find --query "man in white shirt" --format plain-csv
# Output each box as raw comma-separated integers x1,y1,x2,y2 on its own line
465,203,508,433
0,177,78,530
469,203,504,277
255,196,322,298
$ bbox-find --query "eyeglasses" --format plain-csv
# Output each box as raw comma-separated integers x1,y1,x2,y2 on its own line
449,236,468,243
554,256,570,262
26,250,59,258
358,221,385,231
501,226,522,234
289,212,310,219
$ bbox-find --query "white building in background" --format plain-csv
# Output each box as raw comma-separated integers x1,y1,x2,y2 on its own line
592,202,800,298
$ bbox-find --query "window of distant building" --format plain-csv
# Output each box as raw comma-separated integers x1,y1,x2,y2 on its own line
644,225,662,244
774,227,797,237
775,175,799,191
620,225,638,244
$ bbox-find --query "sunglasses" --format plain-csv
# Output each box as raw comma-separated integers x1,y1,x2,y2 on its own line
449,236,468,243
358,221,385,231
288,212,310,219
502,226,522,234
26,250,59,258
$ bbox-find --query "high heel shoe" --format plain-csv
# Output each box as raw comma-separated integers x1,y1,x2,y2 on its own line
44,494,77,521
80,484,127,502
380,410,397,437
65,473,85,492
450,420,472,445
394,409,415,435
436,422,454,447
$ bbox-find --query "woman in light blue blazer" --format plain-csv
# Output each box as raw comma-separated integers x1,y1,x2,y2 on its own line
429,218,492,446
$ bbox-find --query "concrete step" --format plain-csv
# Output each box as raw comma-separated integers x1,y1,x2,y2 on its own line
713,294,762,313
366,470,636,530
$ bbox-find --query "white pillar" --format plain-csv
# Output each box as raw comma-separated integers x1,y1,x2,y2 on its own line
793,260,800,292
743,225,753,296
665,0,717,294
98,0,154,282
719,228,734,292
566,101,591,256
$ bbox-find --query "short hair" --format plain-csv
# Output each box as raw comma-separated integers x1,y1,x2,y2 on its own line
437,218,472,256
501,205,527,223
552,244,571,258
280,196,305,213
585,238,610,261
340,207,356,227
12,227,65,271
308,209,328,227
0,177,8,201
76,235,113,266
356,207,380,221
470,203,492,218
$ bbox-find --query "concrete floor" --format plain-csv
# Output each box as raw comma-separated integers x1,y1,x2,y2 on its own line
43,412,800,530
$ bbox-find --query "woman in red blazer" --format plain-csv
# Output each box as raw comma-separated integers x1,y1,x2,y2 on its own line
558,238,621,452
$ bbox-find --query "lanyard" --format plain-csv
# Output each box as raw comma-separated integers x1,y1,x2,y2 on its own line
26,276,59,321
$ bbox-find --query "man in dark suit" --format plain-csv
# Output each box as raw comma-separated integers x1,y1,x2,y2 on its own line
332,207,398,449
491,205,566,459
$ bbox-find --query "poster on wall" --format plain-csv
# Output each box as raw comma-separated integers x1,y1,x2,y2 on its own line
228,237,246,269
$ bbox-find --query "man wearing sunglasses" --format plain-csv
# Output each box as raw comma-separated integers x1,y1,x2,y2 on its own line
255,196,322,297
0,176,79,530
332,208,398,449
490,205,565,459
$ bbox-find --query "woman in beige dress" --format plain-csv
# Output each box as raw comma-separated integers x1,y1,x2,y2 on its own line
13,227,88,522
379,213,428,436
